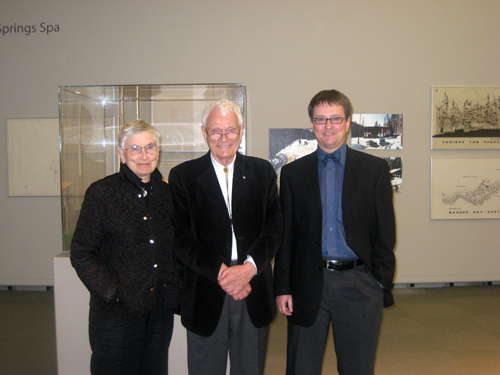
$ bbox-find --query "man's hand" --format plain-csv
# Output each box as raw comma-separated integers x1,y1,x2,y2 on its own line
231,283,252,301
218,262,257,299
218,263,229,280
276,295,293,316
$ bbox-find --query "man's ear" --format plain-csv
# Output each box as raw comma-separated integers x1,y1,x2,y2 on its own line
201,125,209,143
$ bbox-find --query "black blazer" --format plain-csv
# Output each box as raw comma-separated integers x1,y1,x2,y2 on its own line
274,146,396,327
169,152,283,337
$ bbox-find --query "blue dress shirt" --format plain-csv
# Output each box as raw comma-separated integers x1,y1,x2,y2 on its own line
317,143,358,260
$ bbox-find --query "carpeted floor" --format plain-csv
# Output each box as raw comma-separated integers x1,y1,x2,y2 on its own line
1,284,499,374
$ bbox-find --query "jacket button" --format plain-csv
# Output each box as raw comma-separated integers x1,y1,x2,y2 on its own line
150,287,154,292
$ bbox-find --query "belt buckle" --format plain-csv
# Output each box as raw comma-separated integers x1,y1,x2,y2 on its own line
327,259,337,271
323,259,357,272
324,259,341,271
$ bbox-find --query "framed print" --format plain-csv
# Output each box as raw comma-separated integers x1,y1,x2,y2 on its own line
432,87,500,149
269,128,316,176
350,114,403,150
269,129,403,193
7,118,60,196
384,157,402,193
431,157,500,219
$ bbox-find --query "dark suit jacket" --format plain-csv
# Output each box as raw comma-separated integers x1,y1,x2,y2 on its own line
274,146,396,327
169,152,283,337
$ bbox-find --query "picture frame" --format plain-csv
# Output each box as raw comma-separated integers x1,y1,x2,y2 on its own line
269,128,403,192
431,87,500,149
350,114,403,150
7,118,60,196
384,157,402,193
431,157,500,219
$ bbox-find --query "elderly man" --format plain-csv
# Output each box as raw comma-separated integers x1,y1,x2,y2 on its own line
274,89,396,375
169,99,282,375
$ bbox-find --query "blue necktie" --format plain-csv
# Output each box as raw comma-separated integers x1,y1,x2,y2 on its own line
320,150,341,164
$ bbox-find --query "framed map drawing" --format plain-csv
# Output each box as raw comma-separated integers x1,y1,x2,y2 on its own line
432,87,500,149
350,114,403,150
431,158,500,219
7,118,60,196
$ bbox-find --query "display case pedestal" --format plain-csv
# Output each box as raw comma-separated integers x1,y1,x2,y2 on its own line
53,253,189,374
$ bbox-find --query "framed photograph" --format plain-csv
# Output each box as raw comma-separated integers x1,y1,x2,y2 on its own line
431,87,500,149
384,157,402,193
269,128,316,176
269,129,403,193
431,157,500,219
350,114,403,150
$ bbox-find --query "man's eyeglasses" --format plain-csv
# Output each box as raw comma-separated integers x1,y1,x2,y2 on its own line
123,143,159,156
207,129,241,141
313,117,345,125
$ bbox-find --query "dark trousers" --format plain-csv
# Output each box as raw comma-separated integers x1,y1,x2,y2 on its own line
187,294,269,375
286,265,384,375
89,304,174,375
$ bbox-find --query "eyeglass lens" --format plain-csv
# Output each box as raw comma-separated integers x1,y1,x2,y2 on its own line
314,117,344,124
209,131,239,140
128,144,158,155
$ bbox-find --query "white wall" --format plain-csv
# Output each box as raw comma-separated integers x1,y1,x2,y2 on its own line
1,0,499,286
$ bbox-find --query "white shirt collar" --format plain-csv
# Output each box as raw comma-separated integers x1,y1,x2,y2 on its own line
210,154,235,175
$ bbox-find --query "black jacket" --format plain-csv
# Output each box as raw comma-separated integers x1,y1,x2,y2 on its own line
169,152,283,336
71,163,182,319
274,147,396,327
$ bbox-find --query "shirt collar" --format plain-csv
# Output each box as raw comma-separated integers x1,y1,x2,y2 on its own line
210,154,236,174
317,143,346,166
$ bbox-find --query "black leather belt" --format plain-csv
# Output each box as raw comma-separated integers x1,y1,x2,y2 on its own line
323,259,363,271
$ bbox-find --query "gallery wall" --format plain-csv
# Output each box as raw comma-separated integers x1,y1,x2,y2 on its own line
1,0,499,286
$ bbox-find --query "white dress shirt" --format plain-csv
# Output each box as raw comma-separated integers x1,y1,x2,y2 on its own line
210,154,257,271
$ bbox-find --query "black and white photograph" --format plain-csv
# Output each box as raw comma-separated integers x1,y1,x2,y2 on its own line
432,86,500,149
350,113,403,150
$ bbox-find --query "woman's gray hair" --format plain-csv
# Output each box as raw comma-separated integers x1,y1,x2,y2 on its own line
118,119,160,149
201,99,243,127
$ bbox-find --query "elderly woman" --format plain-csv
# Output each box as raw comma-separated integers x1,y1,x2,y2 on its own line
71,119,181,375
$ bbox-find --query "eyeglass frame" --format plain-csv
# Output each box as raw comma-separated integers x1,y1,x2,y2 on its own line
312,116,346,125
204,126,242,141
122,143,159,156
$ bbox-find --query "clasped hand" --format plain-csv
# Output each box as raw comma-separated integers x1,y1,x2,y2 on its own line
218,262,257,301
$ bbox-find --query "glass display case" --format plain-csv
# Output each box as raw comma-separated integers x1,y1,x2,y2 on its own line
59,84,246,251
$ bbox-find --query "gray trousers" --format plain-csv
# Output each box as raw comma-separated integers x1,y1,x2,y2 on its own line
187,294,269,375
286,265,384,375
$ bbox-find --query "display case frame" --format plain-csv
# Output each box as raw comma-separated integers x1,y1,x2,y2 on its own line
59,83,246,251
